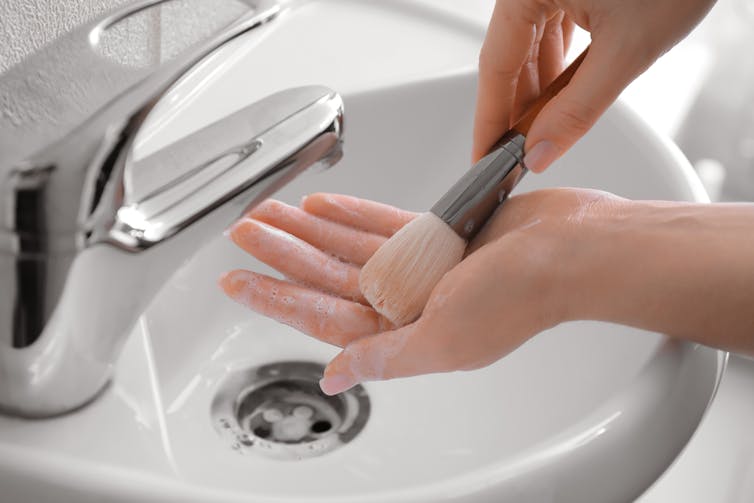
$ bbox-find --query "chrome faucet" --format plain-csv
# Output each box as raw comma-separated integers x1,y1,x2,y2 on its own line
0,0,344,417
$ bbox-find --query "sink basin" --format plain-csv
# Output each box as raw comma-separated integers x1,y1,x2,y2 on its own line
0,1,724,502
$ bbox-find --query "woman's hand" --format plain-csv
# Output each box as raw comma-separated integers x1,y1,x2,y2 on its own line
474,0,717,170
219,189,627,395
220,190,754,394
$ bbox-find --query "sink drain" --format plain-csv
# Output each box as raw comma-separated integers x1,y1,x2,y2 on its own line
211,361,370,460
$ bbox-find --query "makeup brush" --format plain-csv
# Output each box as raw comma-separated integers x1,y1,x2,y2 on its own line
359,48,589,326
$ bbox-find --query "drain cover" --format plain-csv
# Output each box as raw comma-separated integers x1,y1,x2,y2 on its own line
211,361,370,460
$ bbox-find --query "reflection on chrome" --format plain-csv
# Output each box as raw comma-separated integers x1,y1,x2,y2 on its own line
0,0,344,417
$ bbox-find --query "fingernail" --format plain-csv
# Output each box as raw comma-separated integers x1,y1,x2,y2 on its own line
217,269,244,295
227,218,248,238
523,141,560,173
218,270,264,310
319,374,356,396
300,194,309,207
217,270,232,290
227,218,260,246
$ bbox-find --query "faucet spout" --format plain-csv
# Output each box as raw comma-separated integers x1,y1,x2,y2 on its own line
0,0,344,417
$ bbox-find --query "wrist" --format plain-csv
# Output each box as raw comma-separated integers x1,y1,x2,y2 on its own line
563,199,754,353
563,198,709,322
561,199,669,323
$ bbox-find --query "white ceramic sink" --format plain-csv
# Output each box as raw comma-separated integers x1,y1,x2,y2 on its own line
0,1,724,502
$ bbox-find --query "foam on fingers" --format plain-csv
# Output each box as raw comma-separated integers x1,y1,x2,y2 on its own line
320,324,416,395
247,199,385,266
301,192,416,237
229,218,366,303
219,270,386,347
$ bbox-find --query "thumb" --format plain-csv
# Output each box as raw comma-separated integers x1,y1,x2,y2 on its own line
522,40,650,173
319,322,436,395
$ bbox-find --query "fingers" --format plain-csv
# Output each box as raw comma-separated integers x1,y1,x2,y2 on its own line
220,270,390,347
511,22,546,123
319,323,435,395
522,40,649,173
536,11,567,92
248,199,385,266
560,15,575,55
229,218,365,303
472,0,555,162
514,10,571,121
301,193,416,237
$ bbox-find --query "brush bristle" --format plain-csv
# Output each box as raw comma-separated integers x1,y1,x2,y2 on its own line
359,212,466,325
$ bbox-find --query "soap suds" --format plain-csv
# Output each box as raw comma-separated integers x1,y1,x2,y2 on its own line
344,327,411,382
220,270,385,347
249,199,384,266
230,218,364,302
565,189,616,226
303,193,415,238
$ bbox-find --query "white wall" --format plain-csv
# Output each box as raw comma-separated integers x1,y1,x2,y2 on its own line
0,0,131,73
0,0,246,163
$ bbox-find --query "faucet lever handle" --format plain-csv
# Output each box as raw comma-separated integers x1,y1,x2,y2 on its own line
109,86,344,251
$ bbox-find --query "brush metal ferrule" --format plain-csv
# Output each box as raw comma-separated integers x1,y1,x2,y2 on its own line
430,129,527,240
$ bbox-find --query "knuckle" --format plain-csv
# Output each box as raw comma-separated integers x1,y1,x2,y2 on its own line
518,1,547,24
497,0,548,24
551,99,598,137
477,49,519,83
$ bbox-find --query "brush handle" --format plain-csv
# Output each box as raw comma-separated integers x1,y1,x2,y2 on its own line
430,47,588,240
512,47,588,136
430,130,526,239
